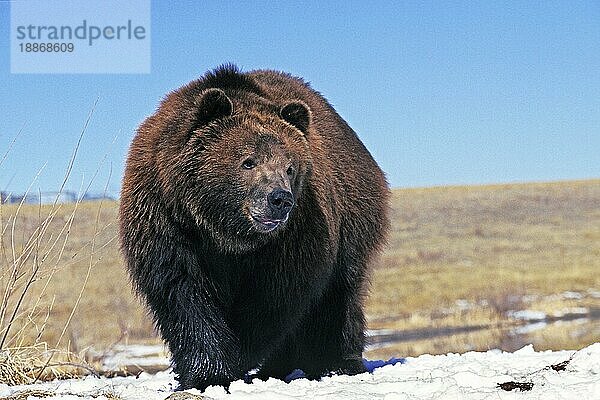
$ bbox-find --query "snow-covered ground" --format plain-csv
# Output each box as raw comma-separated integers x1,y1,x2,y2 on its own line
1,343,598,400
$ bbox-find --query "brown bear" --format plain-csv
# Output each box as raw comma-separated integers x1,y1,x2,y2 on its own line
119,64,389,391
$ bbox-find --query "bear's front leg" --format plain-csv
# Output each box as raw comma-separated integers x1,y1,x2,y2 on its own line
145,276,243,391
300,288,368,379
268,262,369,380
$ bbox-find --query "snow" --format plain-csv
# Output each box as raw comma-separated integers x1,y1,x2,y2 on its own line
1,343,599,399
562,291,584,300
91,344,170,371
507,310,547,321
511,321,548,335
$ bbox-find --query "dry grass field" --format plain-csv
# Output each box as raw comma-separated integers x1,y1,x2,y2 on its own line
366,179,600,357
1,179,598,365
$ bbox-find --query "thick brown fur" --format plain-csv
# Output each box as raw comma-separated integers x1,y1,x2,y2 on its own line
119,64,390,391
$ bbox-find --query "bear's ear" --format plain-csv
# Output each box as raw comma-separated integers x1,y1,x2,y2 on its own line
194,88,233,126
280,101,311,134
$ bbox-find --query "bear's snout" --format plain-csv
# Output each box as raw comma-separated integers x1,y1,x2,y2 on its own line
248,188,294,232
267,188,294,219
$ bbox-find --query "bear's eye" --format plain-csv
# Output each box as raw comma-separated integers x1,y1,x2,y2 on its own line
286,166,294,176
242,158,257,170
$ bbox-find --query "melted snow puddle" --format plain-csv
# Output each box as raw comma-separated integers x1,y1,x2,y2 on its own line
367,308,600,354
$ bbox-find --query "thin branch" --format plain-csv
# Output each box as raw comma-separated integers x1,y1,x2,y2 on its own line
31,361,100,379
0,123,25,169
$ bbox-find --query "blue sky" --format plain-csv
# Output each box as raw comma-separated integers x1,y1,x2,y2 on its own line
1,1,599,195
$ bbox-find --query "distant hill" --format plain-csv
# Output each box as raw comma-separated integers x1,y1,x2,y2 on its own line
0,190,115,204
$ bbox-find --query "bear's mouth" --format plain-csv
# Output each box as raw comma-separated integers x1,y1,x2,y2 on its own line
250,213,288,233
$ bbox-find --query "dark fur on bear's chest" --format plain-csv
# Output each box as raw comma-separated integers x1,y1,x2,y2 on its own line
119,65,389,391
225,254,333,369
192,205,337,369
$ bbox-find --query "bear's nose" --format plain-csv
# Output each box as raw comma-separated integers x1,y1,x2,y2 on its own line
267,188,294,218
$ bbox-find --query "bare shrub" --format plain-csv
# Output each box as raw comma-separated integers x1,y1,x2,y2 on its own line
0,101,114,384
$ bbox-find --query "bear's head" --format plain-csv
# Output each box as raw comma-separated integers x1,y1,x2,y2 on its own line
156,88,313,253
